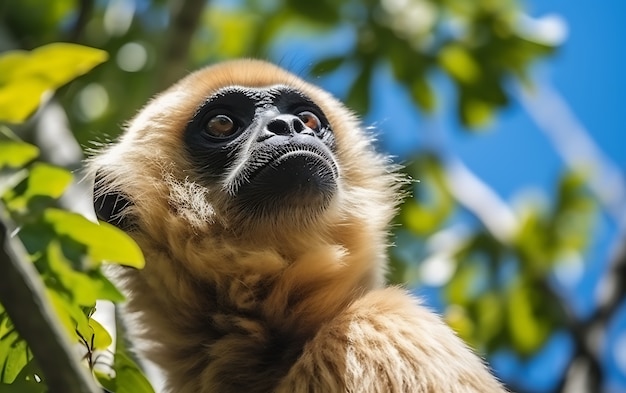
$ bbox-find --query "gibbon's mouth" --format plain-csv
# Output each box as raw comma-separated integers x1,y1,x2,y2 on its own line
254,149,337,191
235,144,338,210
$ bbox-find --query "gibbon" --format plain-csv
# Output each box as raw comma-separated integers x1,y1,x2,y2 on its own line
89,60,506,393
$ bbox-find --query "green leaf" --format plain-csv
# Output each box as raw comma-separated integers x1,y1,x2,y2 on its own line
438,44,480,85
444,305,474,342
91,271,125,303
0,141,39,169
506,281,550,355
43,209,144,268
112,352,155,393
46,289,85,339
552,171,596,253
45,240,124,307
201,9,258,59
446,263,477,306
386,253,408,285
88,318,112,351
459,96,495,128
0,312,31,384
410,77,436,113
4,163,72,212
475,292,503,344
97,316,155,393
0,43,108,123
0,168,29,202
401,157,454,235
311,56,345,75
346,65,372,115
97,352,157,393
0,358,46,393
286,0,340,25
402,202,443,235
26,163,72,200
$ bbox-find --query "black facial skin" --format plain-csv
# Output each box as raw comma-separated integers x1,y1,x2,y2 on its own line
184,86,339,215
93,170,134,231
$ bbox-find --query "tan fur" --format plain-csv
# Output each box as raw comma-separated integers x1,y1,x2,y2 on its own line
89,60,506,392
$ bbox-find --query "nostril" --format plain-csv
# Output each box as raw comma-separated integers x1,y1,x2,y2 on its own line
292,118,305,134
267,119,291,135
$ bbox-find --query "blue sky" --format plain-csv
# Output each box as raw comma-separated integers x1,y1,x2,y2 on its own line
374,2,626,391
532,0,625,170
271,1,625,391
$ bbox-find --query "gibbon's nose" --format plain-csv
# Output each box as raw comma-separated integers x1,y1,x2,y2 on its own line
266,114,309,136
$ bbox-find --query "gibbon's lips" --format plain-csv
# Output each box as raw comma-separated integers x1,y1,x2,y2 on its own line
236,138,338,209
252,149,336,192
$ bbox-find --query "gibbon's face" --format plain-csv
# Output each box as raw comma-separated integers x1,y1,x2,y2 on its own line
183,84,338,218
92,60,397,251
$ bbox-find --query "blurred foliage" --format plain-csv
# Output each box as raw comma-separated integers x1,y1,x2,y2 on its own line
1,0,557,147
393,156,597,358
0,44,151,392
0,0,610,392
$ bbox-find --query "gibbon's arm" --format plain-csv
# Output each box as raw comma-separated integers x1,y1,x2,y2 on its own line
276,287,505,393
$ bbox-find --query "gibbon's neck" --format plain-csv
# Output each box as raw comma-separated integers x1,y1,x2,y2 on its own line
120,229,377,392
136,220,379,328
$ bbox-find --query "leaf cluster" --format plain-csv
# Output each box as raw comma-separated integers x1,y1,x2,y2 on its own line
391,155,597,357
0,44,152,393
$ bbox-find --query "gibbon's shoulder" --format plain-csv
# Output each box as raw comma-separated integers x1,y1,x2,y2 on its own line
276,287,506,392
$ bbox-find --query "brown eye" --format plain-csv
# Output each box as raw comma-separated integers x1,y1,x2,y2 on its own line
206,114,236,137
297,111,321,131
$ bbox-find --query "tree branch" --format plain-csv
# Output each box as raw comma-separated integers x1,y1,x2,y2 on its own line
516,77,626,393
0,207,99,393
516,80,626,230
419,118,519,244
68,0,95,43
156,0,209,90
